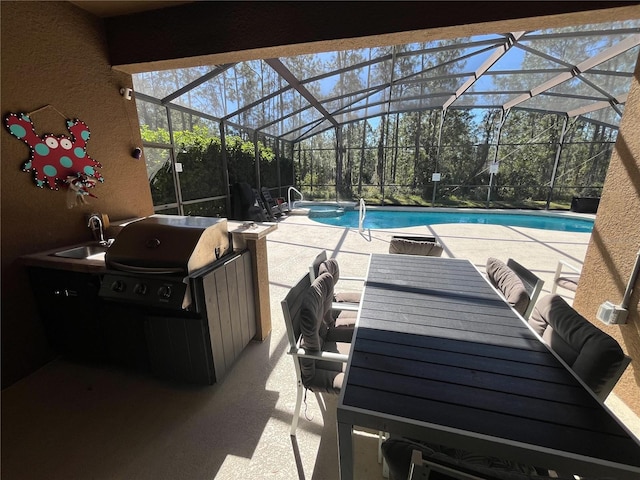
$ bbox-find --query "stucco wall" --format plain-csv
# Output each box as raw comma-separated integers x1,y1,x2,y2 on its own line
1,1,154,387
573,56,640,416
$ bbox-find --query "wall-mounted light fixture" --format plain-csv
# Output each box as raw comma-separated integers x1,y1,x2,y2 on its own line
120,87,133,100
132,147,142,159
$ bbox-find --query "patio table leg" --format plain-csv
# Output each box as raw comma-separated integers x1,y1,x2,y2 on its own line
337,420,354,480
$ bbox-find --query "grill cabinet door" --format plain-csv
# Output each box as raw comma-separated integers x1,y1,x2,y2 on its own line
202,249,255,383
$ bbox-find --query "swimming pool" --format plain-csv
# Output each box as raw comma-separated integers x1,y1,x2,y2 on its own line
307,207,594,233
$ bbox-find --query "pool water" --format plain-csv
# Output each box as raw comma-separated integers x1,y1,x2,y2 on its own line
308,208,594,233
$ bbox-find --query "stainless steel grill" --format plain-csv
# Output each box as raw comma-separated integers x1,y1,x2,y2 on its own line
97,215,252,385
105,215,230,275
100,215,230,310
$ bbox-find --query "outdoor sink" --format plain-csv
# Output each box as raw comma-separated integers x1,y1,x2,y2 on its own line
51,243,110,260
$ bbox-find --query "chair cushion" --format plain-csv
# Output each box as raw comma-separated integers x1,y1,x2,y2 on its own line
313,340,349,393
334,291,362,303
299,273,350,393
529,294,625,395
389,238,444,256
556,276,578,292
486,257,529,315
320,258,362,303
319,258,341,283
299,273,333,386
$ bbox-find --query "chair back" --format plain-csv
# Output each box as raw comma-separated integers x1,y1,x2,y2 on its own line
529,294,630,400
281,272,349,435
506,258,544,318
261,186,275,205
252,188,274,220
486,258,531,317
309,250,329,281
281,272,347,394
281,273,312,352
389,236,443,256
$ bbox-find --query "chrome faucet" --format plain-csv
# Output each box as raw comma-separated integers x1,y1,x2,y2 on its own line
87,214,107,246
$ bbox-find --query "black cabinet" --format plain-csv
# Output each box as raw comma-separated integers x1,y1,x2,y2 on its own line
28,268,148,368
27,268,108,361
27,250,255,384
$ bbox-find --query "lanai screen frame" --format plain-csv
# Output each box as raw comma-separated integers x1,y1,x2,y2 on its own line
132,20,640,214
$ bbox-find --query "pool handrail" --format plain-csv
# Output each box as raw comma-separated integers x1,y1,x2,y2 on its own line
358,198,366,233
288,187,304,209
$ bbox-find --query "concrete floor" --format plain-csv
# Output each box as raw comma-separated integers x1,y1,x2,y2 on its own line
2,212,638,480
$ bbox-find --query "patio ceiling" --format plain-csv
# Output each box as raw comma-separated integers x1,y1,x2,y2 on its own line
133,19,640,142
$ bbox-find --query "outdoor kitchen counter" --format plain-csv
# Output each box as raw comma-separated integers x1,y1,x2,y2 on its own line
21,242,110,274
21,221,277,272
22,220,278,342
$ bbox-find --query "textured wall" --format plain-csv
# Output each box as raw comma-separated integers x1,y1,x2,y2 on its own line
1,1,153,387
574,56,640,415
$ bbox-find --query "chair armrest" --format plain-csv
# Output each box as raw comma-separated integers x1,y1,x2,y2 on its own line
340,275,366,282
289,347,349,363
557,260,581,274
552,260,582,294
332,302,359,312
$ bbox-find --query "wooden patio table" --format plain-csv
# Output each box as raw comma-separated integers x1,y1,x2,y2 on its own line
337,254,640,480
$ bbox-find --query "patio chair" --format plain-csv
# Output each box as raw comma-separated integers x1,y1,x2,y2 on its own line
529,294,631,400
251,188,277,221
281,271,355,436
382,437,559,480
309,250,364,304
388,236,443,257
260,186,288,218
551,259,581,295
230,182,267,222
486,258,544,318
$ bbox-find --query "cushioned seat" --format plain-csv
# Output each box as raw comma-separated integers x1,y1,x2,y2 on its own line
389,237,444,256
529,294,630,399
486,257,530,316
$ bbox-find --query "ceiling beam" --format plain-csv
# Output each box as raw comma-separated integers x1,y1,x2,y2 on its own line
264,58,339,128
567,93,628,117
504,34,640,110
443,32,525,109
161,63,235,104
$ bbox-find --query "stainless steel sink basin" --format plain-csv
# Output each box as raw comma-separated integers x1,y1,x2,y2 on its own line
51,244,109,260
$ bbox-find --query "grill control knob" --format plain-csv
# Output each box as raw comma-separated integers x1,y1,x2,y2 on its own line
158,285,172,299
134,283,148,296
111,280,126,293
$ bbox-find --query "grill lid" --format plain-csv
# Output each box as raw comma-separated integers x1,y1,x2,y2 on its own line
105,215,230,274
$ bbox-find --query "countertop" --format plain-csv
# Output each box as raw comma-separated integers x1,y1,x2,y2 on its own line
21,219,278,274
